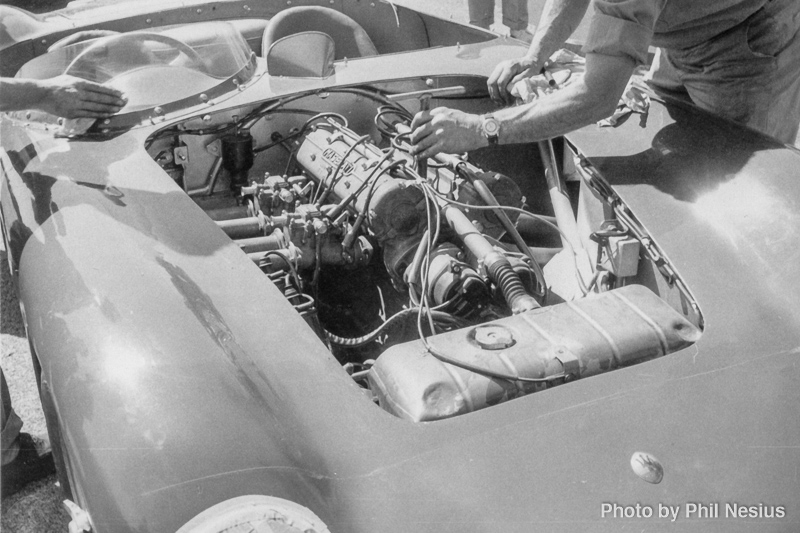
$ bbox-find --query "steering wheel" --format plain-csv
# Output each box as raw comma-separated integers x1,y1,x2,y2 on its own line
65,32,208,78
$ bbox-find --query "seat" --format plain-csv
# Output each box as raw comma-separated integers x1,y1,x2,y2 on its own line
261,6,378,61
266,31,335,78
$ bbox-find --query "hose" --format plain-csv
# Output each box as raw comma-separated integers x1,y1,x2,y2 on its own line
466,174,547,302
486,254,539,314
328,308,463,347
442,205,539,313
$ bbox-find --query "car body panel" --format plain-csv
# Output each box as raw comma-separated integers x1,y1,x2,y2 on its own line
1,2,798,532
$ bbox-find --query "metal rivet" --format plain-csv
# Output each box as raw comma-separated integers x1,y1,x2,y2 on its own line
101,128,110,134
630,452,664,484
202,115,212,123
243,4,250,10
103,118,111,125
199,93,208,103
425,78,434,87
154,107,164,115
57,117,65,126
145,18,152,24
41,39,47,45
25,111,31,119
196,8,202,13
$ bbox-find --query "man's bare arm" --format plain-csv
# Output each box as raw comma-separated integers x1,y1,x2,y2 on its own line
0,76,126,119
411,53,635,158
488,0,592,103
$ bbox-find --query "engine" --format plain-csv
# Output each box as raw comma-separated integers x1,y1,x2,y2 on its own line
148,84,702,422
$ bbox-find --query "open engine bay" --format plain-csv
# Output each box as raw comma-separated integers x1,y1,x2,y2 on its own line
147,77,703,422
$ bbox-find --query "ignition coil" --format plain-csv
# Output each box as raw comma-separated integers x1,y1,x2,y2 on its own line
221,118,254,191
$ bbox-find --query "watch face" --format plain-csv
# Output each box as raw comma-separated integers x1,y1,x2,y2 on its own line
483,117,500,136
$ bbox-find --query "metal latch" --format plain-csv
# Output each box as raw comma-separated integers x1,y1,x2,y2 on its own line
555,346,580,380
64,499,91,533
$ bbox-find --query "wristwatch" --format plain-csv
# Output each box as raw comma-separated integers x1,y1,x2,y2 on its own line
480,114,500,146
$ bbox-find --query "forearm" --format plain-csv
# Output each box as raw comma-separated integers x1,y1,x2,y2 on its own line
526,0,592,65
494,53,634,143
0,78,49,113
410,54,635,159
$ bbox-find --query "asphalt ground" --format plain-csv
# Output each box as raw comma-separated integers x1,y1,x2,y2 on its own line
0,1,583,531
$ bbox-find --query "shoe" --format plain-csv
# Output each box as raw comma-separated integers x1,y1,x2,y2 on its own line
1,433,55,499
509,28,534,44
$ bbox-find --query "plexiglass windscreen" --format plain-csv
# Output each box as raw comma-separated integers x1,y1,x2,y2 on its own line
16,21,255,115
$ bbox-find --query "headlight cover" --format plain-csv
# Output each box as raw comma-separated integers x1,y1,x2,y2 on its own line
176,495,331,533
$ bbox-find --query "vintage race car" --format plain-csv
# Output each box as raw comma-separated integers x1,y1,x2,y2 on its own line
1,1,798,532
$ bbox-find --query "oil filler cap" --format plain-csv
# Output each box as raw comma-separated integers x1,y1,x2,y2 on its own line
472,325,515,350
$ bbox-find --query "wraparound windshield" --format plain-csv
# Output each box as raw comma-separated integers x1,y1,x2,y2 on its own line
16,21,255,116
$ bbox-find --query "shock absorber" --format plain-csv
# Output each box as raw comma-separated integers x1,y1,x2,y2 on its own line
443,205,539,314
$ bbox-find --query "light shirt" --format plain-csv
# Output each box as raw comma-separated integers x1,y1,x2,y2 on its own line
584,0,768,64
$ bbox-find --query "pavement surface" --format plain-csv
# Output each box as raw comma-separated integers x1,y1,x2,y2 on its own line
0,0,586,531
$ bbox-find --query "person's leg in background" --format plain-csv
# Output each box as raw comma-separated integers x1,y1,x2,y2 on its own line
1,369,24,466
468,0,495,30
503,0,533,42
1,367,54,499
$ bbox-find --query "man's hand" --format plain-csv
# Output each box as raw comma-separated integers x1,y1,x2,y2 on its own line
37,75,127,119
409,107,487,160
487,57,543,104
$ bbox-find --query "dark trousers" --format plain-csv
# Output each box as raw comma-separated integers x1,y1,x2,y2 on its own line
1,368,23,465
